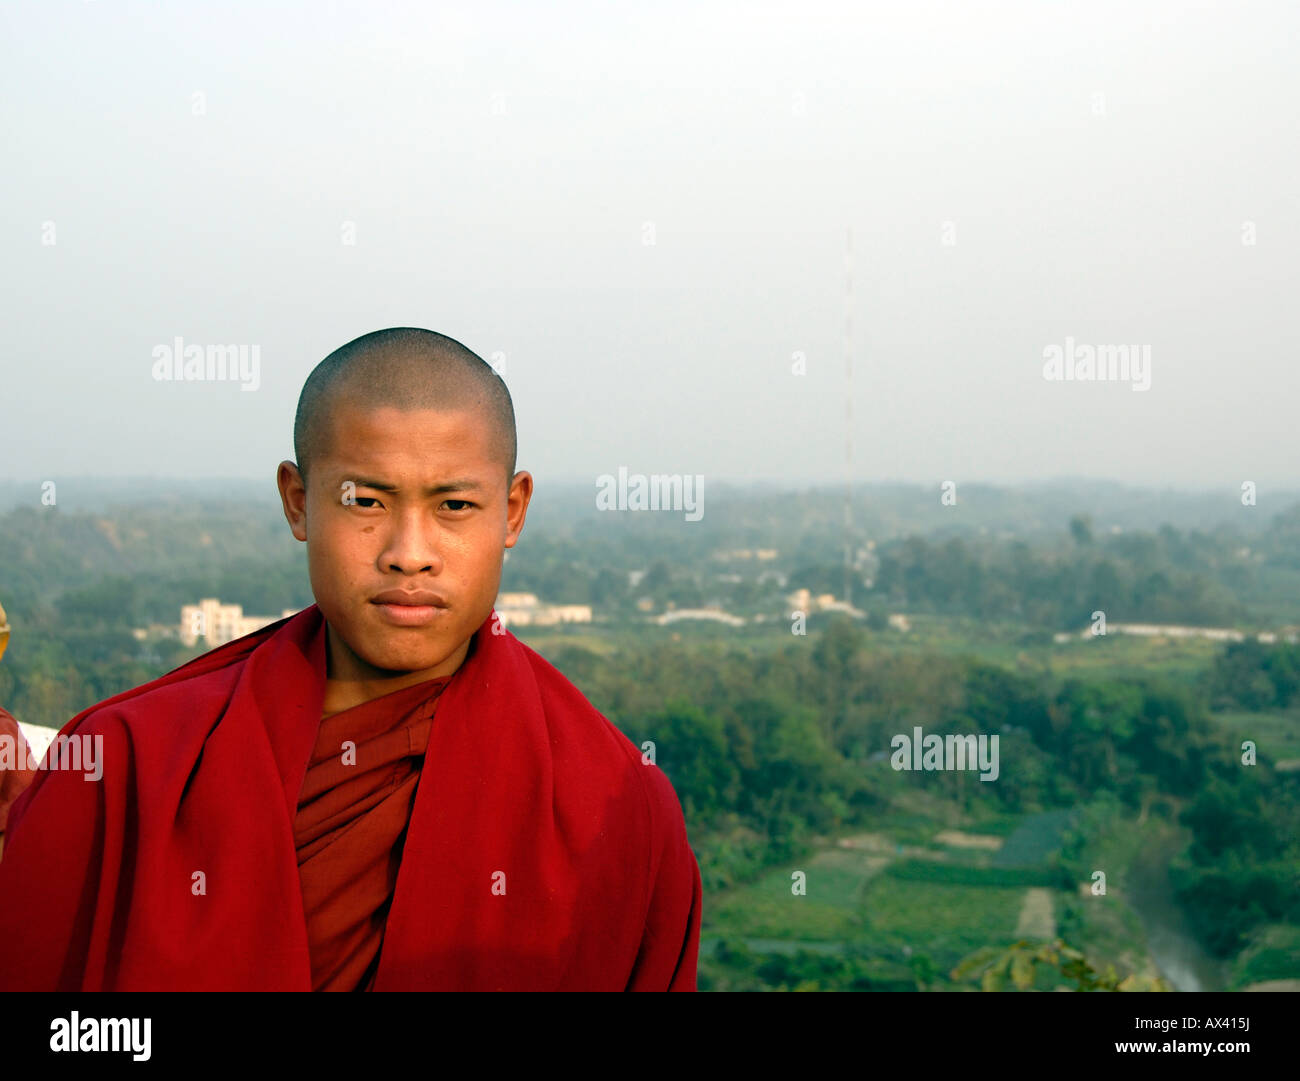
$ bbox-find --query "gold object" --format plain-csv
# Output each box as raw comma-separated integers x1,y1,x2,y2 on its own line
0,598,8,663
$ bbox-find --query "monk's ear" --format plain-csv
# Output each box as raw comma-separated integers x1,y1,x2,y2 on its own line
504,470,533,548
277,461,309,542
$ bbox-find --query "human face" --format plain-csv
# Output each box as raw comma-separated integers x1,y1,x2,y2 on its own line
277,402,531,686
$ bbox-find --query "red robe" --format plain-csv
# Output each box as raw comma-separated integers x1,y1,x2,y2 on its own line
0,606,702,990
295,673,453,991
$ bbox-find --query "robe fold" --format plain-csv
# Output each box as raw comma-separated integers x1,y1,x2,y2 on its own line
295,673,451,992
0,606,702,991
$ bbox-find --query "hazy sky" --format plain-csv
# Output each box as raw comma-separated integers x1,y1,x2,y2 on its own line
2,1,1295,490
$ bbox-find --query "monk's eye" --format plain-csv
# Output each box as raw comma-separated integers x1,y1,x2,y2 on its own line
443,500,474,512
352,496,383,508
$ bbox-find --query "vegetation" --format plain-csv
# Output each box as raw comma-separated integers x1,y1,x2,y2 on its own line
2,488,1298,990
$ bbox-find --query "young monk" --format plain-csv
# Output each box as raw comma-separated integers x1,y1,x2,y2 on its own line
0,327,702,991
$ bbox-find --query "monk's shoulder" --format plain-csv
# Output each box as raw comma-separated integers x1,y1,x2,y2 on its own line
66,655,246,746
515,638,646,764
515,639,687,831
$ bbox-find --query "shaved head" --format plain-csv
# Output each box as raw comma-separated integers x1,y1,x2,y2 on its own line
293,327,516,487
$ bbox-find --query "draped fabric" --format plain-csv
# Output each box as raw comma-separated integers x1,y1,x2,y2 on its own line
295,676,451,991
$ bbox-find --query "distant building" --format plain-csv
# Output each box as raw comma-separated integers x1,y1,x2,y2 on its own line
653,608,745,627
820,599,866,619
495,592,592,628
179,598,299,646
1074,623,1245,643
132,623,179,641
786,588,866,620
714,548,779,561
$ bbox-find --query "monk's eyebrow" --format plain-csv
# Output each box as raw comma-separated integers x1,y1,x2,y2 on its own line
346,476,486,496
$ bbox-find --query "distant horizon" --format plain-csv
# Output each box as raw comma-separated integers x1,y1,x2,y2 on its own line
3,473,1297,496
3,474,1297,539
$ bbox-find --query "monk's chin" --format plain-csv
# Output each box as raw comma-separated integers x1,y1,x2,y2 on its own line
358,640,460,675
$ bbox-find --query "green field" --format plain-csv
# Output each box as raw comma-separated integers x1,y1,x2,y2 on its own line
701,804,1220,990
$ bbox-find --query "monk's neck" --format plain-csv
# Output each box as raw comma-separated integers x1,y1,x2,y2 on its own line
322,623,472,716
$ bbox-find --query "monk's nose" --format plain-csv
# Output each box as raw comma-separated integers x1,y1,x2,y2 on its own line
381,515,442,574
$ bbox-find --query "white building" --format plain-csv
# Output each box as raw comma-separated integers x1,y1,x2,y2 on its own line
786,588,867,620
654,608,746,627
494,592,593,628
1080,623,1246,642
179,598,299,646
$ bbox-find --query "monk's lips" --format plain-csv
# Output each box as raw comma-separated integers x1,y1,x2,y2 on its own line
371,602,447,627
